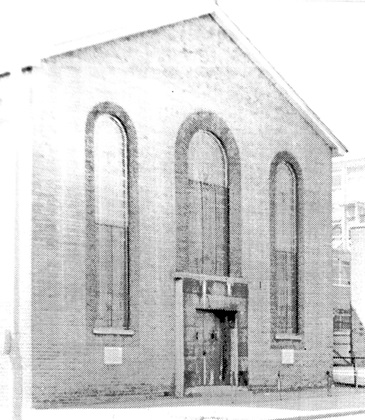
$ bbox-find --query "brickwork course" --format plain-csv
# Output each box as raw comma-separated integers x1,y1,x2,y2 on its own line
25,11,346,407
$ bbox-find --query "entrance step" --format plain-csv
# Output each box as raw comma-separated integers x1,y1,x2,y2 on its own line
185,386,248,397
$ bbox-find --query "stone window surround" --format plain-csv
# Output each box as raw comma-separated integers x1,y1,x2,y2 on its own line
175,110,242,277
269,151,304,347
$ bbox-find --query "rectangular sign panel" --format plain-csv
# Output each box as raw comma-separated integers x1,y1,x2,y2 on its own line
282,349,294,365
104,347,123,364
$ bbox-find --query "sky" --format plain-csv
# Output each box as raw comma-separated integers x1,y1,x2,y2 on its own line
1,0,365,159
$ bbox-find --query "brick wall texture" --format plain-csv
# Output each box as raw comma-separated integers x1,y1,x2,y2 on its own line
31,15,333,406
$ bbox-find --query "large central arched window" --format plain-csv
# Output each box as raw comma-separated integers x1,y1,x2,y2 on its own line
273,160,299,334
187,131,228,276
175,111,242,279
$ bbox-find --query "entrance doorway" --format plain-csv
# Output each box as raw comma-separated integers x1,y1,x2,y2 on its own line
195,310,237,386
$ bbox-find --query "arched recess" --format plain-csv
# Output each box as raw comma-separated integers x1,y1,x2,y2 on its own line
175,111,242,277
269,151,304,340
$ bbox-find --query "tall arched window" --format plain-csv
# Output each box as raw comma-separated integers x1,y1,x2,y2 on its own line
187,131,228,276
86,102,138,334
94,115,128,328
273,160,299,334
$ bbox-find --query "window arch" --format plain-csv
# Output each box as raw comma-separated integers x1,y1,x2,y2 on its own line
270,152,303,337
175,111,241,277
86,102,138,333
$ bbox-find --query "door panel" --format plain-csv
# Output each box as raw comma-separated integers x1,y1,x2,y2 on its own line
204,312,221,385
196,311,220,385
195,310,234,386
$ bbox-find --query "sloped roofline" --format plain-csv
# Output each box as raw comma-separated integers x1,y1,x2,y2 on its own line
2,2,347,156
211,7,347,157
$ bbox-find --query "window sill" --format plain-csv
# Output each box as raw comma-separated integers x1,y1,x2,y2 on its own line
334,330,350,336
93,327,135,336
332,284,351,288
275,333,302,341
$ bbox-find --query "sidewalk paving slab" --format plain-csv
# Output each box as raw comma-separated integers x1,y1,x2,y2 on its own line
20,386,365,420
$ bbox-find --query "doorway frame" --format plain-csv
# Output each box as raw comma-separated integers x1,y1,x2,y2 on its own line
174,273,247,397
195,308,238,387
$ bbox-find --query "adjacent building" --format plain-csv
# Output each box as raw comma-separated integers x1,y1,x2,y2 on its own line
332,157,365,250
332,157,365,368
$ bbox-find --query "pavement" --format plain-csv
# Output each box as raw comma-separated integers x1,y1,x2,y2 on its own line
19,385,365,420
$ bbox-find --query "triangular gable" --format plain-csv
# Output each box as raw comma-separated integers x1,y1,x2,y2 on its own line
2,2,347,156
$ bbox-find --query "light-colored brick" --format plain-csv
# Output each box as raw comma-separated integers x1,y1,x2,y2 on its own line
29,15,334,405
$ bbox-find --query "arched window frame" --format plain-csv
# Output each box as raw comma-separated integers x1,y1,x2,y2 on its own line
187,130,229,276
187,130,228,187
85,102,139,336
175,111,242,278
270,152,304,342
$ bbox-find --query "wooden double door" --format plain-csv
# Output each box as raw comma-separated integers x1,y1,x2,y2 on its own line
195,310,236,386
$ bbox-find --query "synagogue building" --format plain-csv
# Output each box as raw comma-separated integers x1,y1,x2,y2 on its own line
0,4,347,408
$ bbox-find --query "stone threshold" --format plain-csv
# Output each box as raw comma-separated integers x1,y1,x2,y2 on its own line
185,385,249,397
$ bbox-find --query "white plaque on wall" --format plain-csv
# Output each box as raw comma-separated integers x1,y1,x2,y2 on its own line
282,349,294,365
104,347,123,365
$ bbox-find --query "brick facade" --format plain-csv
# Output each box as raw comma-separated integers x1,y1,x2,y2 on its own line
30,15,334,406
